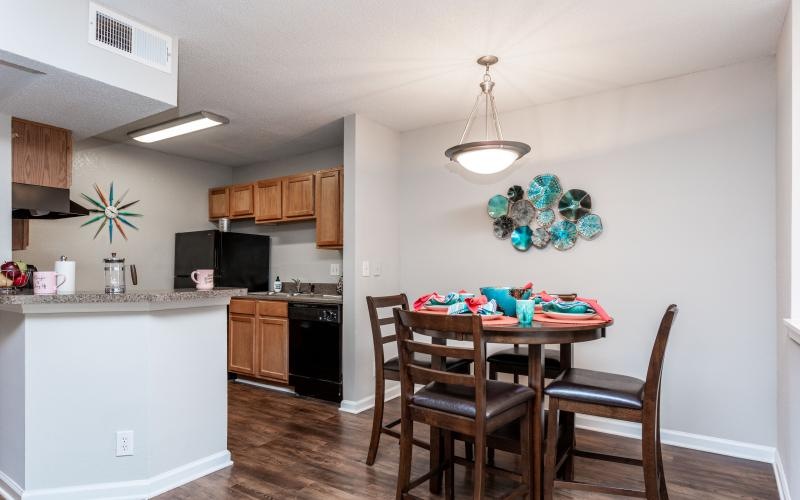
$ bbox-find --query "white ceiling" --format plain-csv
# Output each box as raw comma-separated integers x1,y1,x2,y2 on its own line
97,0,788,166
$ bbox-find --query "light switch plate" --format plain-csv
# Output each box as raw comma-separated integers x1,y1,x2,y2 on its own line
330,263,340,276
361,260,370,277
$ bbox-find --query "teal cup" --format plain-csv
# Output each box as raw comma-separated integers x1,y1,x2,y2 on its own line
516,299,534,325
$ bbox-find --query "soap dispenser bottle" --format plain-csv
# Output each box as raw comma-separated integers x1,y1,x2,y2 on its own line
273,276,282,293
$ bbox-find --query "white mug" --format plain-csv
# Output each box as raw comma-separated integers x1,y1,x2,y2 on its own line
191,269,214,290
33,271,66,295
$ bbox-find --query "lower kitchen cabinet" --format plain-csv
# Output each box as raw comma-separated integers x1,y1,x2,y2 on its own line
228,298,289,383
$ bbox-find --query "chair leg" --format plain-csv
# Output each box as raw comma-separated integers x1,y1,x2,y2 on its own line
430,428,443,494
366,375,385,465
561,410,575,481
444,431,455,500
520,402,532,497
543,398,559,500
642,418,660,500
473,430,486,500
489,363,498,381
396,411,413,500
657,411,669,499
488,448,495,466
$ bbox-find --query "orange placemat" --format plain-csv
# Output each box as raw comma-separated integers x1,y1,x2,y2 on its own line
417,309,519,326
533,312,610,326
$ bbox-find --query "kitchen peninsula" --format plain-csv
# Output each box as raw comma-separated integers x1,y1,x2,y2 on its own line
0,288,245,500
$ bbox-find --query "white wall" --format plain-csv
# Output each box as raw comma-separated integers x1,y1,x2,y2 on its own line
231,146,343,285
13,140,230,290
397,58,777,448
777,3,800,497
342,115,401,405
0,114,10,262
0,0,177,105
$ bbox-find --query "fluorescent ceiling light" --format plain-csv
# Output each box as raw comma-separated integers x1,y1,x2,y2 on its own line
128,111,229,143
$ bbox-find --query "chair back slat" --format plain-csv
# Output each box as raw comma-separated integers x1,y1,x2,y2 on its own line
408,365,476,387
394,309,486,423
366,295,410,366
406,339,474,360
643,304,678,409
378,317,395,326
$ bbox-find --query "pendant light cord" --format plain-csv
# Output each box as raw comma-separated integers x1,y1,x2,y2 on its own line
457,63,505,145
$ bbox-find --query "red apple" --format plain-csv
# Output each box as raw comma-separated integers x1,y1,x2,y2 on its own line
12,273,27,287
0,261,21,281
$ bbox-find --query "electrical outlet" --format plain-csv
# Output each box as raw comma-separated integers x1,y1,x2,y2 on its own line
330,263,340,276
373,262,382,276
361,260,370,277
116,430,134,457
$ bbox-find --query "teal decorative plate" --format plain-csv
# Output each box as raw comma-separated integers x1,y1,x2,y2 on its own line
507,185,524,202
487,195,509,219
511,226,533,251
527,174,562,209
509,200,535,226
549,220,577,251
493,216,515,239
558,189,591,221
536,208,555,227
576,213,603,239
532,227,550,249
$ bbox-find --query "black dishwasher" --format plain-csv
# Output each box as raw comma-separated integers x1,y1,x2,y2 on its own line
288,303,342,403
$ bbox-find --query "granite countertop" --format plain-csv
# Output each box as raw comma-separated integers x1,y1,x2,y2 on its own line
0,288,247,306
245,292,343,305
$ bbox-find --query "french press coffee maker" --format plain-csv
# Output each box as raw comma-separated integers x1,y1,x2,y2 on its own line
104,253,138,294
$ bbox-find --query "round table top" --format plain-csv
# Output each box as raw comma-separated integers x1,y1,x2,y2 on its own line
481,318,613,345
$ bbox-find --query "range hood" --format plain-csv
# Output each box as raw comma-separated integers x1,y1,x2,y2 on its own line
11,183,90,219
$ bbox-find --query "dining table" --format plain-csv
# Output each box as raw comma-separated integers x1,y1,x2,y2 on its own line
423,315,614,500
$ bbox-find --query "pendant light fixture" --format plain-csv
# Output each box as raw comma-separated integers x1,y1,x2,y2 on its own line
445,56,530,174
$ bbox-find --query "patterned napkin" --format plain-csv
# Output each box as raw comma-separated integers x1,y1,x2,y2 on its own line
413,290,472,311
542,300,596,314
447,298,498,315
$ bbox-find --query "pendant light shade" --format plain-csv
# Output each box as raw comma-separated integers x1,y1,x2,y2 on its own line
445,56,530,174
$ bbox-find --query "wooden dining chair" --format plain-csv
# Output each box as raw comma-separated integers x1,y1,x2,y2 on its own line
543,304,678,500
365,294,472,466
394,309,534,500
488,345,563,383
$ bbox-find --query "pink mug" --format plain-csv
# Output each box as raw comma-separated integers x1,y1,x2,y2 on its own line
33,271,66,295
190,269,214,290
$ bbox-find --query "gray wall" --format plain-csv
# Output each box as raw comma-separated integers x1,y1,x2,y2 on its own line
231,146,343,285
397,58,777,448
0,114,10,262
13,140,230,290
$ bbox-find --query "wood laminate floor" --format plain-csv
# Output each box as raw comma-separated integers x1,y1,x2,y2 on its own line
157,382,778,499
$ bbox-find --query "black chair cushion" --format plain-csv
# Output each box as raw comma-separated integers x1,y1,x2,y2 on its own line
487,347,562,378
545,368,645,410
384,354,470,374
411,380,535,419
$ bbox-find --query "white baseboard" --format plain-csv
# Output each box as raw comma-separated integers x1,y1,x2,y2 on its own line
340,383,401,414
0,451,232,500
576,415,776,463
775,449,791,500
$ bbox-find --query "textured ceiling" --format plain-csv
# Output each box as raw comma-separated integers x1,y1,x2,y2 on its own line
96,0,787,166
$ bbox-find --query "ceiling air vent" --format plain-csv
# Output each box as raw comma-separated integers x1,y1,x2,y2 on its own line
88,2,172,73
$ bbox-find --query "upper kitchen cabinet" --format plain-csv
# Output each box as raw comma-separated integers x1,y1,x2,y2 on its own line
255,179,283,222
315,167,343,248
282,173,315,220
11,118,72,189
208,187,230,220
229,183,255,218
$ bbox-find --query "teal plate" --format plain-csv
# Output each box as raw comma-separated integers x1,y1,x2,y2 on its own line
558,189,591,221
577,213,603,239
536,208,555,227
487,195,509,219
527,174,562,209
511,226,533,251
549,220,577,251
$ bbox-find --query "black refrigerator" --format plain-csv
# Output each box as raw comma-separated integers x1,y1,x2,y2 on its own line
174,230,270,291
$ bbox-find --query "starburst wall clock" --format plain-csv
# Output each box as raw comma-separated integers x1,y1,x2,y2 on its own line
80,182,142,243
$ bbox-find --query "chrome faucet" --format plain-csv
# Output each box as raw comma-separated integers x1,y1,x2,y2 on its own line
292,278,302,294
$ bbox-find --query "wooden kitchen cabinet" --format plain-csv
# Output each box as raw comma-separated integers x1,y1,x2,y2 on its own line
228,298,289,383
282,173,315,219
228,312,257,375
229,183,255,218
11,117,72,189
11,219,29,251
208,187,230,219
315,167,343,248
254,179,283,222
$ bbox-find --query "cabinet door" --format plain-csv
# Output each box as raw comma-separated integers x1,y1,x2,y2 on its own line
315,168,343,247
229,183,254,218
282,174,314,219
208,187,230,219
12,117,72,188
11,219,29,251
228,314,256,375
255,179,282,222
257,317,289,382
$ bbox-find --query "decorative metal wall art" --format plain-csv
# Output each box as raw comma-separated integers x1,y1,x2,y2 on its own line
486,173,603,251
81,182,142,243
